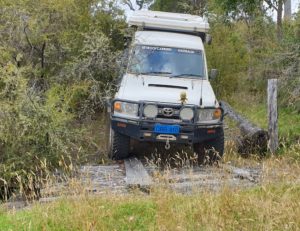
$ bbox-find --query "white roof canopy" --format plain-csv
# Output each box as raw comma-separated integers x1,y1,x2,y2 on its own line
128,11,210,34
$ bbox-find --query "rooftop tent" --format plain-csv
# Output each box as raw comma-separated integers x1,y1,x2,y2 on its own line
128,11,210,34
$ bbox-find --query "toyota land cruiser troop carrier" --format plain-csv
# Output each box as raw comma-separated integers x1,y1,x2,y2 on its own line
109,11,224,164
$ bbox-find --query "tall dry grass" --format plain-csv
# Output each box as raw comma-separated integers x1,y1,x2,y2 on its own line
1,142,300,230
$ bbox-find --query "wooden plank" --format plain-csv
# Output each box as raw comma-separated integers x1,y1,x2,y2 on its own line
124,158,152,187
268,79,279,154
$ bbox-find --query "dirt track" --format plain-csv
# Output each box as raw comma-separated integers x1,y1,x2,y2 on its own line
37,157,263,199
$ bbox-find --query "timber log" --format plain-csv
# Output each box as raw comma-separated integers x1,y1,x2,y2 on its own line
220,101,268,155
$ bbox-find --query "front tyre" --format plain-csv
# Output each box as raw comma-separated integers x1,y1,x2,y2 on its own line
109,128,130,160
193,127,224,165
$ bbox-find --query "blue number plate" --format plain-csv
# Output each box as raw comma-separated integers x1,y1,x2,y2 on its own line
154,124,180,134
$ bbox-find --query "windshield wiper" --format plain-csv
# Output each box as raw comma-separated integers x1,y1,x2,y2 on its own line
172,74,204,78
139,71,173,76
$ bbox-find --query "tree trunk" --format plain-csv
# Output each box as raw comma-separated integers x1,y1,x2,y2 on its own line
277,0,283,40
284,0,292,20
268,79,279,154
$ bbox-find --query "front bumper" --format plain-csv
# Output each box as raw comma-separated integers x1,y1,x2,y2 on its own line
111,117,223,144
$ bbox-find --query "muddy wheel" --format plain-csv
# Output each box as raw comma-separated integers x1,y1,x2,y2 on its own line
130,139,141,156
110,129,131,160
194,128,224,165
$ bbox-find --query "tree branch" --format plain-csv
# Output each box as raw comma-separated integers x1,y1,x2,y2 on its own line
264,0,278,11
136,0,144,10
40,41,46,69
23,25,33,50
123,0,135,11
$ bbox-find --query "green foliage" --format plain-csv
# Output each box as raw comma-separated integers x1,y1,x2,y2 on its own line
0,0,126,199
151,0,207,15
151,0,182,12
212,0,262,19
0,62,81,199
0,0,125,80
206,22,249,98
57,32,121,116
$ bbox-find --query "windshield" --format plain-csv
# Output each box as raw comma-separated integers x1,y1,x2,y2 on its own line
127,45,205,78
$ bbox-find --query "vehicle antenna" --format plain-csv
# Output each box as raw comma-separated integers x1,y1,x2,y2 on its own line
200,78,204,107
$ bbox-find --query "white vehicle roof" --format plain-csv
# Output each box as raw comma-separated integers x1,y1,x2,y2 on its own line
128,10,209,34
134,31,204,50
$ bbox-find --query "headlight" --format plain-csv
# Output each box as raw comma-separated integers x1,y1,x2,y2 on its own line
113,101,139,119
180,107,194,121
198,108,222,123
144,104,158,118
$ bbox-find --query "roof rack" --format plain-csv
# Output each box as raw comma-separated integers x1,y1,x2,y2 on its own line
128,11,209,34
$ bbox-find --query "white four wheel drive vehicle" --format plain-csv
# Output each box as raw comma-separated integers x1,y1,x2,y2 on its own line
108,11,224,164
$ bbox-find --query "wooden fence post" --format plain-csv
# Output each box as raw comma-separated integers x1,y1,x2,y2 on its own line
268,79,279,154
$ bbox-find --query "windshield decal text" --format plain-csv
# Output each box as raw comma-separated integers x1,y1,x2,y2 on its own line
142,46,172,51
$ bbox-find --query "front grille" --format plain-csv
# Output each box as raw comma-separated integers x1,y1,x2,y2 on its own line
157,105,181,120
142,103,196,124
142,103,185,122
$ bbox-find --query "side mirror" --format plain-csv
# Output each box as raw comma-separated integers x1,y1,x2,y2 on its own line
124,36,132,49
209,69,219,80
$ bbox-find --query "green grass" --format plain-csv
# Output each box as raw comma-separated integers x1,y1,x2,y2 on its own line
0,212,14,231
1,184,300,231
232,101,300,141
0,198,157,231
